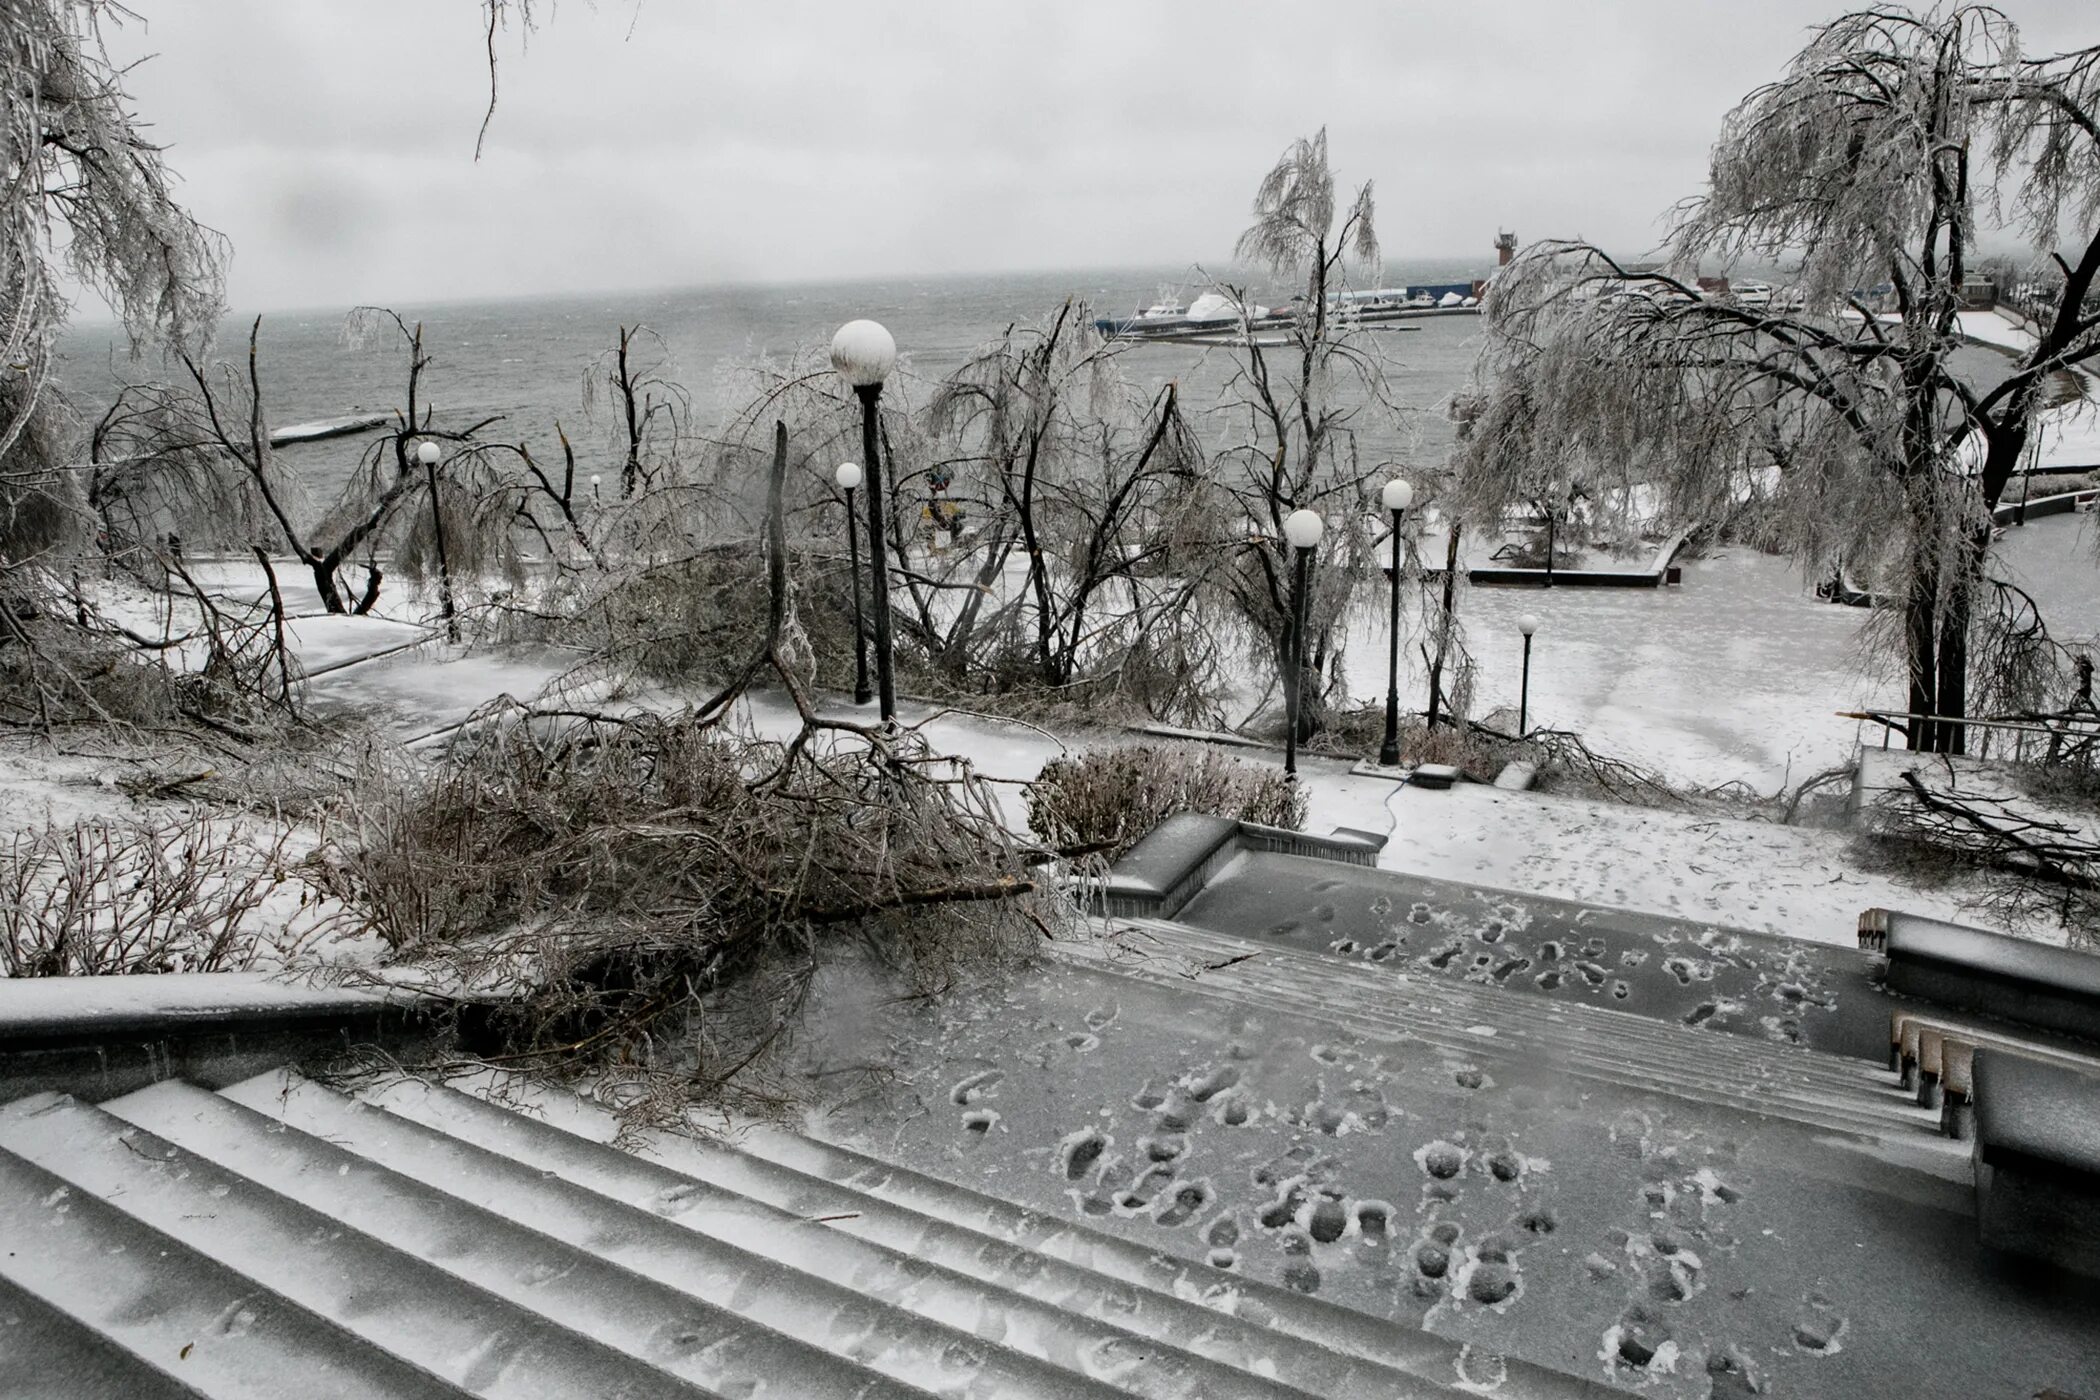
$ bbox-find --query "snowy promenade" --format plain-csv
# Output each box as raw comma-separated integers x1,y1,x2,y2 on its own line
276,620,2010,951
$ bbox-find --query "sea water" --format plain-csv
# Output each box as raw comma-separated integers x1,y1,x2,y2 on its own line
53,261,1490,503
53,266,2097,784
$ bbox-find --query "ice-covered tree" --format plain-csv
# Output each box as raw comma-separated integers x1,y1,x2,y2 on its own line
1209,129,1391,741
1459,5,2100,753
0,0,224,555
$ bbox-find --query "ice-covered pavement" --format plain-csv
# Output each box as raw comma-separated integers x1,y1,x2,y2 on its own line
1381,781,2023,948
1958,307,2100,470
778,934,2100,1400
294,626,2015,944
1337,550,1895,794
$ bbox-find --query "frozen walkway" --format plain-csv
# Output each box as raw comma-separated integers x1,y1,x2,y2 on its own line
0,1065,1606,1400
1382,781,2011,949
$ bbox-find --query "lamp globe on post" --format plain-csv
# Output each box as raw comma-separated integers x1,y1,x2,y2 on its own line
1378,477,1414,768
1517,612,1540,738
834,461,872,706
832,320,899,723
1281,508,1324,777
415,439,457,642
589,472,601,503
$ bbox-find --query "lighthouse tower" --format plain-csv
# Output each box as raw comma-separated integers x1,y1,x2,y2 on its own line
1495,230,1518,266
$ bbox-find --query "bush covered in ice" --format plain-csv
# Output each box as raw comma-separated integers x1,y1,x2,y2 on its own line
1026,742,1306,861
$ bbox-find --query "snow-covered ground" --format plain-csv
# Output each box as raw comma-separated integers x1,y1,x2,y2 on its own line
1382,780,2022,947
1957,307,2100,468
1338,549,1892,792
292,625,2008,947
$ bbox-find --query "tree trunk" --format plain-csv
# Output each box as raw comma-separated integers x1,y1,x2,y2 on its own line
1933,520,1992,756
1425,521,1463,729
308,559,347,614
1904,562,1940,752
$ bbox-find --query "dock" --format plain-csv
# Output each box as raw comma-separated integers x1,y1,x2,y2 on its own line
270,412,392,448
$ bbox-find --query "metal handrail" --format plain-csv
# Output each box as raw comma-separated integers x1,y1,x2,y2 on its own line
1837,708,2100,762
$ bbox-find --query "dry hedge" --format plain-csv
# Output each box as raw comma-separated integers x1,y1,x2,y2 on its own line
1026,741,1308,862
314,701,1057,1106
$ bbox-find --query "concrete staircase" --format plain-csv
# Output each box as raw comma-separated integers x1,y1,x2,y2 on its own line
0,1066,1621,1400
1060,918,1955,1163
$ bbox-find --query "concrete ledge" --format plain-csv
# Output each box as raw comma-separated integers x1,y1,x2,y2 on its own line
0,972,444,1103
1890,1006,2100,1129
1860,908,2100,1044
1492,760,1539,791
1100,814,1383,920
1992,488,2100,526
1973,1049,2100,1279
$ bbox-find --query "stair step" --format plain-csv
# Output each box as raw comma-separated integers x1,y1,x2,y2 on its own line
0,1276,206,1400
98,1080,949,1400
349,1070,1479,1400
0,1137,467,1400
623,1101,1624,1400
1074,943,1926,1140
218,1070,1286,1400
1062,922,1941,1143
1108,918,1888,1094
0,1093,723,1400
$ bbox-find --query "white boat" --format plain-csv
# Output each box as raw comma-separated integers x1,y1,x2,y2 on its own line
1733,280,1774,309
1135,290,1186,320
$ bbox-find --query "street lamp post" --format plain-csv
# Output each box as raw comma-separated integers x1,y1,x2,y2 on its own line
835,461,872,706
1378,477,1414,767
831,319,899,722
415,439,457,643
1517,613,1539,737
590,472,601,504
1282,508,1324,777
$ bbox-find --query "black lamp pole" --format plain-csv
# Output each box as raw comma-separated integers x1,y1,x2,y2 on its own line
855,384,897,723
1379,496,1410,766
1285,543,1314,776
843,483,871,705
417,441,457,643
1518,622,1537,737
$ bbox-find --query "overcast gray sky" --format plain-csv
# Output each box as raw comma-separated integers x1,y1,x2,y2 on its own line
90,0,2100,312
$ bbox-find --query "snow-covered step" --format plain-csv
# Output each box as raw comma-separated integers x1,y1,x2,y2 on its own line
1057,920,1944,1146
1066,923,1926,1138
0,1092,742,1400
0,1276,206,1400
693,1120,1619,1400
353,1071,1490,1400
211,1071,1291,1400
91,1081,947,1400
0,1132,476,1400
1115,927,1918,1118
1105,916,1894,1095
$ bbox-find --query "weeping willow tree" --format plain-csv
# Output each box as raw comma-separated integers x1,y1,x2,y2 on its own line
1460,5,2100,754
2,1,224,556
1210,128,1392,741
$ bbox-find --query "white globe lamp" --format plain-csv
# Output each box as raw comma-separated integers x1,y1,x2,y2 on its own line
831,320,897,388
1283,508,1324,550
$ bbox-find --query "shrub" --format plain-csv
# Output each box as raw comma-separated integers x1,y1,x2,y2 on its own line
1,814,344,976
311,701,1051,1107
1026,742,1308,862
